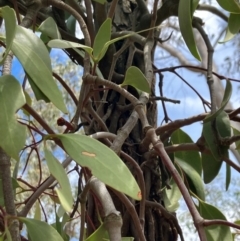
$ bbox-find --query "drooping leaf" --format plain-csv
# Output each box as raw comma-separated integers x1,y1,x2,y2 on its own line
93,18,111,61
225,162,231,191
216,0,240,13
38,17,61,39
48,39,93,55
0,75,26,160
178,0,201,60
0,6,16,64
121,66,150,93
5,227,12,241
202,152,222,184
163,180,182,212
204,80,232,123
44,146,73,212
203,111,230,161
48,134,141,200
221,13,240,42
11,26,67,113
19,218,64,241
85,223,108,241
171,128,201,175
198,201,233,241
175,158,205,200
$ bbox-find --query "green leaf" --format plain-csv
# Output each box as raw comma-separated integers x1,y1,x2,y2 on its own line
48,39,93,56
0,75,27,160
44,146,73,212
11,26,67,113
176,158,205,200
66,15,76,36
92,0,106,4
178,0,201,60
216,0,240,13
34,201,41,220
202,152,222,184
204,80,232,123
121,66,150,93
19,218,64,241
163,180,182,212
93,18,111,61
49,134,141,200
0,6,16,65
225,162,231,191
171,128,201,175
22,90,32,116
5,227,12,241
232,127,240,150
203,111,230,161
198,201,232,241
38,17,61,39
85,223,108,241
27,74,50,102
221,13,240,42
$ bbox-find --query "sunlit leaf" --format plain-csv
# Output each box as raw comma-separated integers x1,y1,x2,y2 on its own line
204,80,232,123
48,134,141,200
216,0,240,13
203,111,230,161
198,201,232,241
0,75,26,160
171,128,201,175
38,17,61,39
121,66,150,93
85,223,108,241
163,180,182,212
44,147,73,212
221,13,240,42
226,162,231,191
48,39,93,55
22,90,32,116
176,158,205,200
93,18,111,61
34,201,41,221
178,0,201,60
11,26,67,113
0,6,16,64
19,218,64,241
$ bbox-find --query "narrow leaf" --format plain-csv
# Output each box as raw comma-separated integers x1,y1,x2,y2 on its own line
49,134,141,200
121,66,150,93
226,162,231,191
66,15,76,36
178,0,201,60
44,146,73,212
0,6,16,64
85,223,108,241
216,0,240,13
38,17,61,39
11,26,67,113
93,18,111,61
0,75,27,160
19,218,64,241
176,158,205,200
48,39,93,55
34,201,41,220
198,201,232,241
204,80,232,123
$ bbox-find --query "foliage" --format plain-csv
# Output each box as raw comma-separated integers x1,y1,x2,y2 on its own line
0,1,240,241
